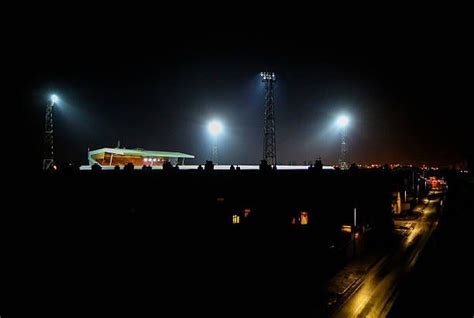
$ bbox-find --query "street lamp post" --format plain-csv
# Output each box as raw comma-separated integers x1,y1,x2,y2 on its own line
353,207,357,256
43,94,58,170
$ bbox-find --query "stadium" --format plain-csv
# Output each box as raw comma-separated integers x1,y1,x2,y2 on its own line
80,147,195,169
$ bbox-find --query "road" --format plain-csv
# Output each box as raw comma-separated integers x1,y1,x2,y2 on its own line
331,189,443,318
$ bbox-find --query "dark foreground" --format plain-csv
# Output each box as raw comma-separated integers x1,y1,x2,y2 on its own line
331,195,440,317
3,169,470,316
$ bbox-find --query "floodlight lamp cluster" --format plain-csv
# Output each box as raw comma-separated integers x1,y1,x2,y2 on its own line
337,115,349,128
208,120,223,136
260,72,275,81
50,94,58,105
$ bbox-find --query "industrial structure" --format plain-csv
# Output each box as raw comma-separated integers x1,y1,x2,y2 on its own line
260,72,277,166
85,147,195,168
43,95,58,170
337,115,349,170
339,129,348,169
207,120,223,164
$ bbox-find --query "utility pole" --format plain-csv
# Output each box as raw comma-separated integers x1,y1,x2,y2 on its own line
353,207,357,256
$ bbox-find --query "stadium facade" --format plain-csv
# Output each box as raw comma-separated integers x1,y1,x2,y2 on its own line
86,147,195,168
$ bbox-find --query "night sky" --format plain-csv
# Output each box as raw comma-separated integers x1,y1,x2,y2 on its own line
19,12,473,169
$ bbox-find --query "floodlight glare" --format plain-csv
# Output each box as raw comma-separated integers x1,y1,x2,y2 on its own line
260,71,275,81
337,115,349,128
51,94,58,104
208,120,223,136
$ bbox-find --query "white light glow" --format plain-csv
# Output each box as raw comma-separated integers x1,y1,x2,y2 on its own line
51,94,58,104
260,72,275,81
337,115,349,127
208,120,223,136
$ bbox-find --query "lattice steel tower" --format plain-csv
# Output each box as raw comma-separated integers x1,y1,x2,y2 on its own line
336,115,350,170
260,72,277,166
43,95,58,170
339,127,349,170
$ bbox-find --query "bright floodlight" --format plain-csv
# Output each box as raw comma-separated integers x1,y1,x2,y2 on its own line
208,120,223,136
51,94,58,104
337,115,349,128
260,71,276,81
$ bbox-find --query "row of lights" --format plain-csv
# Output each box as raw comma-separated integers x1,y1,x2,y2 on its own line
143,158,160,162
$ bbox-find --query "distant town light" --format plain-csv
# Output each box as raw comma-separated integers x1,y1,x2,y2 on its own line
341,224,352,233
232,214,240,224
244,208,251,218
300,211,309,225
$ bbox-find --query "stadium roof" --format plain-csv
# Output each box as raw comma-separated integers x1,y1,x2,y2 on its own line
89,148,195,159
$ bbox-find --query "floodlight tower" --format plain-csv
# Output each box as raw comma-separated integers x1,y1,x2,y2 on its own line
208,120,223,164
43,94,58,170
260,71,277,166
336,115,349,170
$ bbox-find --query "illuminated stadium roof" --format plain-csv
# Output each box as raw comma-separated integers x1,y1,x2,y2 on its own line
89,148,195,159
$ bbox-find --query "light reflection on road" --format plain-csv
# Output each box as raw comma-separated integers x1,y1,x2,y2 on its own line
331,192,442,318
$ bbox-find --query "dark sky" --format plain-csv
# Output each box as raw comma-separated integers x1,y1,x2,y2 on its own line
19,11,473,168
